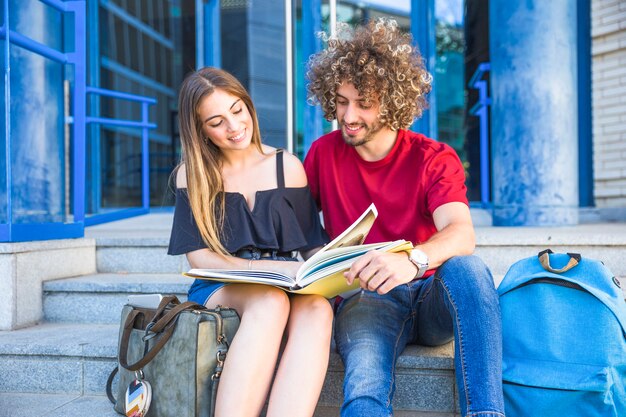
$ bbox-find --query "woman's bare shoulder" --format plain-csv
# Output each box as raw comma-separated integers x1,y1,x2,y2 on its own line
281,150,308,188
175,164,187,188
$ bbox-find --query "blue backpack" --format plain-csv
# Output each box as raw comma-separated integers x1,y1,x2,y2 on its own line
498,249,626,417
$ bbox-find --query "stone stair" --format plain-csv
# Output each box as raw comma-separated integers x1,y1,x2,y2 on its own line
0,213,625,417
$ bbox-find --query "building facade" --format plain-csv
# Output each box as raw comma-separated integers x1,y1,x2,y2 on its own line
592,0,626,217
1,0,624,242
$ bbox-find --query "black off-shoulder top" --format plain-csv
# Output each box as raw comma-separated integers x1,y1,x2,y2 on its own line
168,150,328,256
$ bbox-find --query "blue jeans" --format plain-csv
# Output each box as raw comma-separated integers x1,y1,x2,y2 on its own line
334,255,505,417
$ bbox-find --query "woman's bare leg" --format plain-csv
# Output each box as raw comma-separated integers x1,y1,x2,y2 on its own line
206,284,290,417
266,294,333,417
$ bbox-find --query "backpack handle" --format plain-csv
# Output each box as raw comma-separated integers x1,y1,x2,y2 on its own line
538,249,581,274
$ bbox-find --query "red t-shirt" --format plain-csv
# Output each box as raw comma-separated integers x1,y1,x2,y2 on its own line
304,129,468,249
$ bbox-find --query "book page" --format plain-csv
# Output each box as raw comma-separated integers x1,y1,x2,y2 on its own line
324,203,377,251
296,203,378,280
184,269,294,287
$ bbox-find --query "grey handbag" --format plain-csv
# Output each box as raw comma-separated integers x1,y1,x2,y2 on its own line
108,295,240,417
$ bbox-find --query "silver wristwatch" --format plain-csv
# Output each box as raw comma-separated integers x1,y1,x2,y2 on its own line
408,248,429,279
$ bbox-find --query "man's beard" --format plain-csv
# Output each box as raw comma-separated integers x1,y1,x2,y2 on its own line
341,121,383,147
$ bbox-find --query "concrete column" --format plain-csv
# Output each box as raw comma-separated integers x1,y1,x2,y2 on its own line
8,0,65,223
490,1,579,226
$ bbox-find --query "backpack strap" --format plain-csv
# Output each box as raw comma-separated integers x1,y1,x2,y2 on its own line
276,149,285,189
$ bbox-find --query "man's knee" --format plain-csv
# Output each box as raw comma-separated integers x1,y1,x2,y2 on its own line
440,255,489,275
435,255,499,308
334,291,408,350
439,255,494,286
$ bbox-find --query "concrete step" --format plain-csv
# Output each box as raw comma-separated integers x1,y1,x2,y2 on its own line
0,393,119,417
89,223,626,276
0,322,458,415
40,272,622,326
43,273,189,324
0,323,117,396
93,236,186,273
0,394,457,417
474,223,626,275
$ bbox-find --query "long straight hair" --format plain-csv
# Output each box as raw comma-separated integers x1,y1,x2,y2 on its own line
177,67,263,255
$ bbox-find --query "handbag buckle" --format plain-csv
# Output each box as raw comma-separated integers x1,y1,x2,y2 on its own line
211,350,227,380
142,322,157,342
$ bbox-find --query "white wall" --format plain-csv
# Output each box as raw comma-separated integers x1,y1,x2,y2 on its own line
592,0,626,208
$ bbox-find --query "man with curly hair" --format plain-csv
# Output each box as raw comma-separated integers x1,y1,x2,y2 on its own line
303,19,505,417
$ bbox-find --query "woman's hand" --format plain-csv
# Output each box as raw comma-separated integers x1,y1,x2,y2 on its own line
277,260,304,278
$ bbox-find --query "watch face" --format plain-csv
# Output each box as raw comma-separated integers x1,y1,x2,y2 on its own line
411,249,428,265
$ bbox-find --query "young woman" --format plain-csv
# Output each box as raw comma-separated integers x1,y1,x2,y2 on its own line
168,67,332,417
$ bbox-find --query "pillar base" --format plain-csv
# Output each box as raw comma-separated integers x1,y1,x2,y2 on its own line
493,205,579,227
0,239,96,330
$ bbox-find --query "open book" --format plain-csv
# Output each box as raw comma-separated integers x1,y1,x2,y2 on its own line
184,203,413,298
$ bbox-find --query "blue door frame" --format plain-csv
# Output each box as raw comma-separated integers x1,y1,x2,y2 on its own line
0,0,85,241
0,0,156,241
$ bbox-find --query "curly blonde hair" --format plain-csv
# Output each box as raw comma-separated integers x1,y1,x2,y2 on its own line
306,18,432,131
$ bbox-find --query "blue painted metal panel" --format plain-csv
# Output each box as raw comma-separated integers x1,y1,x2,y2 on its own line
490,0,579,226
70,0,87,224
84,207,148,226
2,0,12,233
301,0,323,155
86,86,157,104
6,1,65,227
204,0,221,68
0,223,8,240
195,0,204,68
39,0,69,12
86,116,156,129
100,57,176,97
141,102,149,209
577,0,593,207
0,28,67,63
99,0,174,49
9,221,83,242
1,0,86,237
411,0,436,138
87,0,101,215
85,86,156,224
340,0,409,17
468,62,491,207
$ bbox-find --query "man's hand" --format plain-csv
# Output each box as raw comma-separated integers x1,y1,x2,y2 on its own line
344,251,417,294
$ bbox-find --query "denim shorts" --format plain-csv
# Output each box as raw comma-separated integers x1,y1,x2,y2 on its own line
187,250,298,306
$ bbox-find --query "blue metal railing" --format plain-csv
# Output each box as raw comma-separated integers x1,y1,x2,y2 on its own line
0,0,157,238
469,62,491,207
84,86,156,226
0,0,86,241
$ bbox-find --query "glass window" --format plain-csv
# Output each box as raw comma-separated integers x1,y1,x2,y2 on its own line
86,0,189,214
435,0,466,158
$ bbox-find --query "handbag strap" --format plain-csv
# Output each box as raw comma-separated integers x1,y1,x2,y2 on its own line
118,298,203,371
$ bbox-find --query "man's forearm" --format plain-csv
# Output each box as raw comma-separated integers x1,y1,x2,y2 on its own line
415,222,475,271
